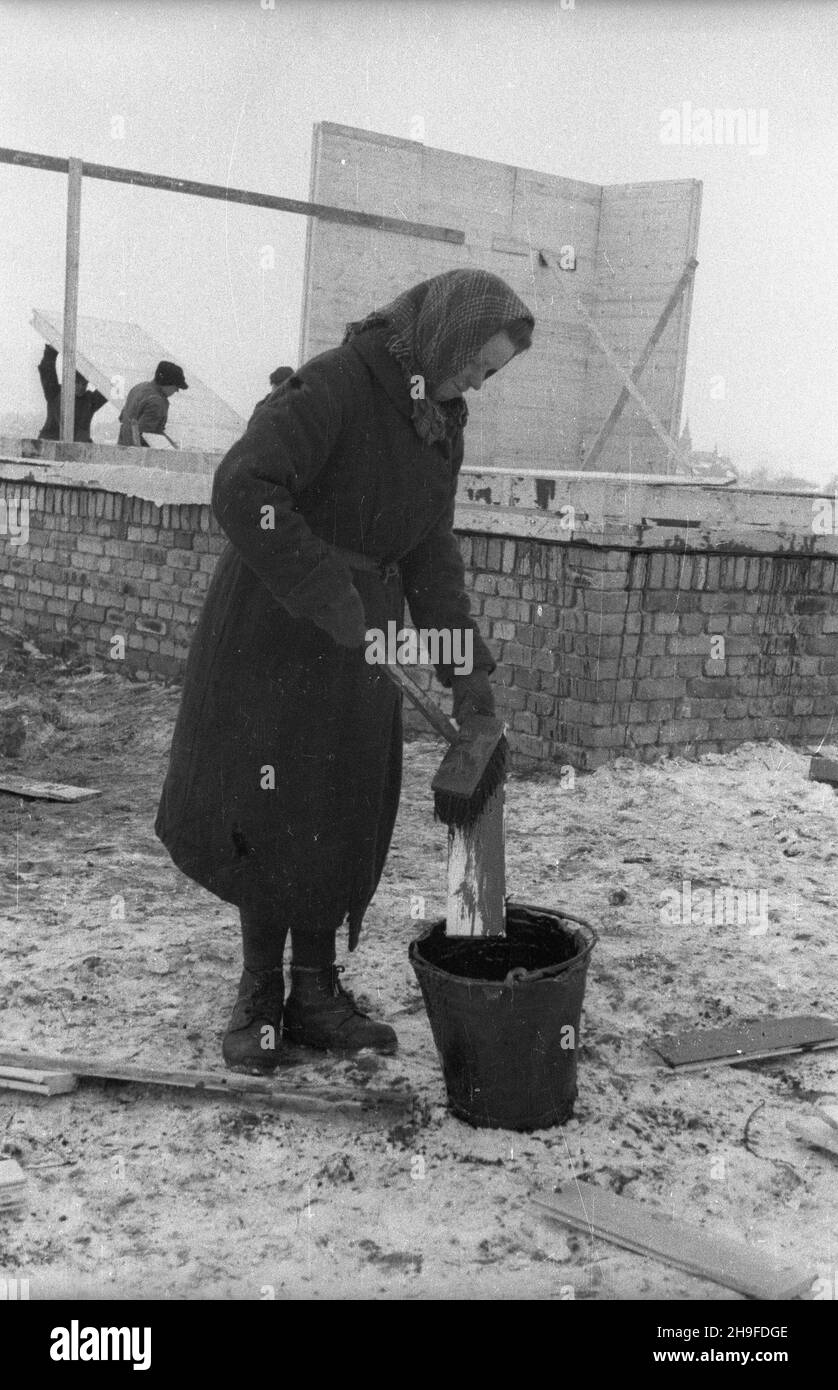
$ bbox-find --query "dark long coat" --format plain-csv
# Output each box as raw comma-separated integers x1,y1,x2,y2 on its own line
154,329,493,948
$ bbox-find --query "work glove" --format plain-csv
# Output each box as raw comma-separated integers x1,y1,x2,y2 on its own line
311,585,368,649
450,669,495,723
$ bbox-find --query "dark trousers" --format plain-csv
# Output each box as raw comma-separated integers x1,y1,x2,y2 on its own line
238,877,339,972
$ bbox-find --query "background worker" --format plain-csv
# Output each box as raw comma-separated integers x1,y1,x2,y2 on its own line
118,359,188,446
249,364,295,423
37,343,107,443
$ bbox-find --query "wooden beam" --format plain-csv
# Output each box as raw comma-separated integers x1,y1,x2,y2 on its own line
60,157,82,444
539,250,691,474
0,146,465,245
584,258,698,469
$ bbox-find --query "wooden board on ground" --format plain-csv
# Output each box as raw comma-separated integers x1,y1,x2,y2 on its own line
809,756,838,786
533,1181,813,1301
0,776,100,803
0,1158,27,1209
0,1045,411,1117
651,1016,838,1071
788,1117,838,1160
815,1101,838,1131
0,1065,78,1095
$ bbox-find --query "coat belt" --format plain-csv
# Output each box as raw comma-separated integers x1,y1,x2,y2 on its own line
331,544,401,583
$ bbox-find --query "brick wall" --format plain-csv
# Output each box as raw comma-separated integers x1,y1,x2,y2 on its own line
1,470,835,770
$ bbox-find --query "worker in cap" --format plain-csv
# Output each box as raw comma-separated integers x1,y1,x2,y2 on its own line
249,365,296,425
118,359,188,446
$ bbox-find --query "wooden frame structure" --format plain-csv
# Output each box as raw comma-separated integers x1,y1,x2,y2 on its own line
0,144,465,442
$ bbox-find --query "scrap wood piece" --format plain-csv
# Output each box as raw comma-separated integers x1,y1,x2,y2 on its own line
0,1158,27,1209
533,1181,813,1301
788,1117,838,1160
0,1065,78,1095
651,1016,838,1071
0,1046,411,1117
0,775,100,803
809,756,838,786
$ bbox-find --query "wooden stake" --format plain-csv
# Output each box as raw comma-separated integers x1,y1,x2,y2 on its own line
445,782,506,936
60,157,82,444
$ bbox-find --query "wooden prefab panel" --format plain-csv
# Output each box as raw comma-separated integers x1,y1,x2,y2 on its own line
32,309,246,453
300,124,700,475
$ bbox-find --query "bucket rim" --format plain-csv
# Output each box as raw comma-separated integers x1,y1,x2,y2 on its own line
409,901,598,986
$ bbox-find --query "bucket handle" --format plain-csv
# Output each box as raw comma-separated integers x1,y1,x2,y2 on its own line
502,909,598,986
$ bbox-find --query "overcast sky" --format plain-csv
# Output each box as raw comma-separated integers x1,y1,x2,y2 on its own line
1,0,836,480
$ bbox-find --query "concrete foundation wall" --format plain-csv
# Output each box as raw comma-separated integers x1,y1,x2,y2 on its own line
1,451,835,770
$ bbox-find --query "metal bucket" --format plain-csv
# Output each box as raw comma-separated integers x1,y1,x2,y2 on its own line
409,902,597,1131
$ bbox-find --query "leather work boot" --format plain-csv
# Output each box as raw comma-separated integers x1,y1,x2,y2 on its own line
222,966,285,1073
283,965,398,1055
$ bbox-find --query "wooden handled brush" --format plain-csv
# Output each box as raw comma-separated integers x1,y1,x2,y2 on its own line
381,663,507,937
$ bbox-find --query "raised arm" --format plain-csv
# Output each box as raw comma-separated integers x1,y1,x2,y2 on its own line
37,345,60,401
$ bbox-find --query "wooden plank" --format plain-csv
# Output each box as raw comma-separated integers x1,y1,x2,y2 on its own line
652,1016,838,1070
809,756,838,786
583,258,698,469
0,146,464,245
60,157,82,443
0,776,100,803
444,783,506,937
533,1181,813,1300
0,1046,410,1116
0,1066,78,1095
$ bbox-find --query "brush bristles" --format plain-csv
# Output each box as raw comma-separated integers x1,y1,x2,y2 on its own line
433,736,508,829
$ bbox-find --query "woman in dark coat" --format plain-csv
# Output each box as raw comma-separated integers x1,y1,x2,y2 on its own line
155,268,535,1070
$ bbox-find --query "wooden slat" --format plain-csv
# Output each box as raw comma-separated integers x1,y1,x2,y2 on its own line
0,1066,78,1095
0,1046,409,1116
0,146,464,244
534,1181,813,1300
652,1016,838,1070
0,777,100,802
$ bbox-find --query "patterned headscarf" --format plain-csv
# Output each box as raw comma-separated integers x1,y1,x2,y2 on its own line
343,268,535,445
